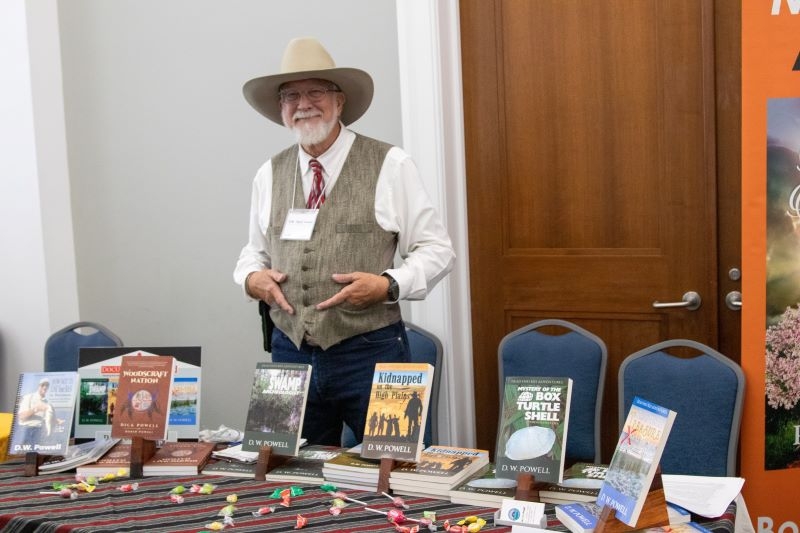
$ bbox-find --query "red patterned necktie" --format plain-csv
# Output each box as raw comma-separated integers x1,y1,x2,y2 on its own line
307,159,326,208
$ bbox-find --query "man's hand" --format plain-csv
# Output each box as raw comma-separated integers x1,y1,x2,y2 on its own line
246,269,294,315
316,272,389,310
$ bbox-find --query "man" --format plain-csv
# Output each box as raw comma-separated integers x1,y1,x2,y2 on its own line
234,37,454,446
17,378,56,443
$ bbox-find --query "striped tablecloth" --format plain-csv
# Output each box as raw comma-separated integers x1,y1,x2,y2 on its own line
0,459,737,533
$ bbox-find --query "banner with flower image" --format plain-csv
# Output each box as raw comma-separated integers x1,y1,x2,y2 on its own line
765,98,800,470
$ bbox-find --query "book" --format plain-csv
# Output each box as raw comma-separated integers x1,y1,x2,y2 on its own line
77,347,201,440
322,450,381,490
8,372,80,456
448,464,518,508
389,445,489,493
201,459,258,478
555,502,698,533
142,441,216,476
111,355,174,441
38,437,121,474
360,362,434,462
264,445,343,483
560,462,609,489
76,442,132,476
537,482,599,504
595,396,676,528
495,376,573,484
242,362,311,456
212,443,258,464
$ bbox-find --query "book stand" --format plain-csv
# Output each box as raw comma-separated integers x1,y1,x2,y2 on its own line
377,458,400,494
24,452,47,477
594,468,669,533
129,437,157,478
254,446,291,481
513,473,548,502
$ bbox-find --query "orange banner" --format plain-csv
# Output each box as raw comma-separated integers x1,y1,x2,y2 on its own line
741,0,800,528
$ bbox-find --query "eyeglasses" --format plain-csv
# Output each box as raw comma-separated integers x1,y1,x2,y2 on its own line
279,87,341,104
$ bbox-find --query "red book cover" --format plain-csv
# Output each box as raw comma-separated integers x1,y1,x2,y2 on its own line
111,355,174,441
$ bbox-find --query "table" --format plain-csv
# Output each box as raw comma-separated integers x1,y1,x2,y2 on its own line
0,459,738,533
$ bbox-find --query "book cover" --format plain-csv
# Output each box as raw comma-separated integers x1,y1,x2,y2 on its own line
76,347,201,440
264,445,343,483
323,450,381,477
242,362,311,456
555,502,602,533
389,445,489,487
495,376,573,483
8,372,80,456
201,460,258,478
560,462,609,489
537,482,599,504
111,355,174,441
39,437,121,474
448,464,518,508
76,442,132,476
360,362,434,462
596,396,677,527
142,441,216,476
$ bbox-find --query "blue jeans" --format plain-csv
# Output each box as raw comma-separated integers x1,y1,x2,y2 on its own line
270,321,410,446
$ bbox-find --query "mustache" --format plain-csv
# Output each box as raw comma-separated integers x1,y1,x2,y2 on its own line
292,110,322,121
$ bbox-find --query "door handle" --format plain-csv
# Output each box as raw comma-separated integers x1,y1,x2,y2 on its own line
652,291,702,311
725,291,742,311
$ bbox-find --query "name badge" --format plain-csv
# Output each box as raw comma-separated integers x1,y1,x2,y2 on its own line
280,208,319,241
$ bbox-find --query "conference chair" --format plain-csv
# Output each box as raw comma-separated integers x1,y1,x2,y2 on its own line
342,321,444,448
498,319,607,463
44,321,123,372
618,339,745,476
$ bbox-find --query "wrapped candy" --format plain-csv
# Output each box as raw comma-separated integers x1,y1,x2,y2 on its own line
198,483,216,495
117,483,139,493
387,508,407,524
320,483,337,492
170,493,185,504
294,514,308,529
226,494,238,504
252,505,276,517
204,521,225,531
382,492,409,509
218,504,236,517
170,485,186,495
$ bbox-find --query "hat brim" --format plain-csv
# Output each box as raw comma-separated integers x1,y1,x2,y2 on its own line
243,67,373,126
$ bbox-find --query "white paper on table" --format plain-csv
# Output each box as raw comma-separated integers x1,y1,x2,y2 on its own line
662,474,745,518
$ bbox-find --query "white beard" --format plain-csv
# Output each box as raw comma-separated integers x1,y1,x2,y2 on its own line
287,111,338,146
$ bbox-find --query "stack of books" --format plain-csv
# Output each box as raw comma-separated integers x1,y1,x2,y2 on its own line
264,445,343,484
76,441,132,476
448,464,517,508
321,450,381,491
388,445,489,499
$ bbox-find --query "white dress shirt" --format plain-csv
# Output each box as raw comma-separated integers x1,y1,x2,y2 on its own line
233,126,455,301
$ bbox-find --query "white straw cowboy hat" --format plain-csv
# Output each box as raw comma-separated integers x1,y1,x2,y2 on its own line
243,37,374,126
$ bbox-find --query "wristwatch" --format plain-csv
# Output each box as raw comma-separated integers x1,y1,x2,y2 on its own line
382,273,400,302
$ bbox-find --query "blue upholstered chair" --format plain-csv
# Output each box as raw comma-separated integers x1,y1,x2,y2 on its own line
44,321,123,372
498,319,607,463
618,339,745,476
342,321,443,448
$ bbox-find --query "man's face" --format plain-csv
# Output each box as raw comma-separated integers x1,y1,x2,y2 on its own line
38,383,49,397
279,78,344,146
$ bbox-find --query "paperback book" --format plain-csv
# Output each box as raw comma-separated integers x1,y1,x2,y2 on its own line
536,482,599,504
495,376,573,483
201,460,258,478
8,372,80,456
76,347,201,440
264,445,343,483
560,462,609,489
448,464,518,508
322,450,381,491
76,441,132,476
39,437,121,474
242,362,312,456
111,355,174,441
142,441,216,476
360,362,434,463
596,396,677,527
389,445,490,495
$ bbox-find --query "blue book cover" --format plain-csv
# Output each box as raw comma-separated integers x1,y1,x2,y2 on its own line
595,396,676,527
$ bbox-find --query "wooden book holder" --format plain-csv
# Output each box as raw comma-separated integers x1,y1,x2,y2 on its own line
254,446,291,481
513,473,549,502
24,452,47,477
129,437,157,478
377,457,400,494
594,468,669,533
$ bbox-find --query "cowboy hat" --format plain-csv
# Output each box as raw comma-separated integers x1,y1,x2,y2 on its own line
243,37,374,126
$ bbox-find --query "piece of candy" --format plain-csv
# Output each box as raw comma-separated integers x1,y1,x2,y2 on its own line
204,521,225,531
329,506,342,516
330,498,348,508
424,511,437,521
320,483,337,492
223,515,235,527
218,504,236,516
289,486,304,496
382,492,409,509
226,494,238,504
252,506,276,516
199,483,216,495
294,514,308,529
171,485,186,494
280,495,292,507
170,494,185,504
387,509,406,524
118,483,139,492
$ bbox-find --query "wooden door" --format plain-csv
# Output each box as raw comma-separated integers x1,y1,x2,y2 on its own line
460,0,741,460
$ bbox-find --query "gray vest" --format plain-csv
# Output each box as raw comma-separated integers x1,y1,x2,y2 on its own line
268,134,402,349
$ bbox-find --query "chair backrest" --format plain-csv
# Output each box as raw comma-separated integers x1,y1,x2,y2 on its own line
498,319,607,463
341,321,444,448
618,339,745,476
44,321,123,372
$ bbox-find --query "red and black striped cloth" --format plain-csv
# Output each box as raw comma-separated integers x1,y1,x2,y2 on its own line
0,459,737,533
